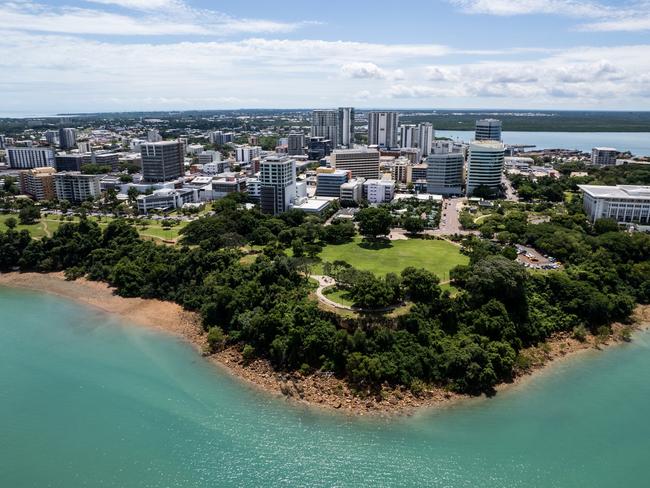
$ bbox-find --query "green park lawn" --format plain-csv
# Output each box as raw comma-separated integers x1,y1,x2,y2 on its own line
323,286,355,307
0,214,48,238
315,236,468,282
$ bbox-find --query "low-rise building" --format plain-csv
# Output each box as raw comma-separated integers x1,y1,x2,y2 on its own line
340,178,365,203
363,179,395,203
19,167,56,200
136,188,199,214
315,168,350,197
591,147,617,166
578,184,650,224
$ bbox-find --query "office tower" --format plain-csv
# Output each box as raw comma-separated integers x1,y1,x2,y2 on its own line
140,141,184,182
259,156,296,215
426,151,465,196
475,119,502,141
307,137,332,160
368,111,398,148
19,167,57,200
400,125,418,149
198,150,221,165
55,153,91,172
7,146,55,169
44,130,58,146
315,168,350,197
311,110,339,148
92,152,119,171
147,129,163,143
466,141,505,196
338,107,355,148
418,123,434,156
287,132,305,156
54,172,101,202
235,145,261,163
77,141,91,153
331,148,380,179
591,147,618,166
58,128,77,150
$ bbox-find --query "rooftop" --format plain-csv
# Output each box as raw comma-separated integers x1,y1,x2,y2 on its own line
578,184,650,199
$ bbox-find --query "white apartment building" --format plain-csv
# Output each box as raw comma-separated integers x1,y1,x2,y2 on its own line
591,147,618,166
466,140,505,196
259,156,296,215
400,125,418,149
338,107,355,148
418,122,434,157
54,172,101,202
7,146,55,169
340,178,365,203
368,111,399,148
235,145,261,163
578,185,650,224
363,179,395,203
311,110,339,148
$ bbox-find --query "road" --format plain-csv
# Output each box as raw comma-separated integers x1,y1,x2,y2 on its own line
502,174,519,201
434,197,477,236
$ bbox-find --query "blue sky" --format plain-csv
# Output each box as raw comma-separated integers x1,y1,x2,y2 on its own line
2,0,650,114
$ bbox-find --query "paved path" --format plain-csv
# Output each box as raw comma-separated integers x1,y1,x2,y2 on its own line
311,274,400,313
433,198,478,236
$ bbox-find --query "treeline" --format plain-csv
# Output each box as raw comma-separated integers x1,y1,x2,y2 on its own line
0,194,648,397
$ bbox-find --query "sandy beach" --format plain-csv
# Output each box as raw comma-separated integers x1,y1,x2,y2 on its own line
1,271,648,416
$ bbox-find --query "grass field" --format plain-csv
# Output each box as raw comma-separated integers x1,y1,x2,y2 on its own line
323,286,355,307
315,236,468,281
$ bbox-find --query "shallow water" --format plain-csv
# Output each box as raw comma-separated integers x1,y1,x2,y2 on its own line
2,287,650,487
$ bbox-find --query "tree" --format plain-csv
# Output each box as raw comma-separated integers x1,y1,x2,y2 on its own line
593,218,619,235
19,205,40,225
401,267,441,303
5,217,17,229
127,187,140,203
355,207,392,240
403,216,425,235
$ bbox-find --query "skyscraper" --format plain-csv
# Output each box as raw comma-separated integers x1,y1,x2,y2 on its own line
58,128,77,150
287,132,305,156
418,123,434,157
399,124,418,149
466,140,505,196
44,130,58,146
475,119,502,142
338,107,355,148
259,156,296,215
140,141,184,182
368,111,398,148
426,151,464,196
311,110,339,148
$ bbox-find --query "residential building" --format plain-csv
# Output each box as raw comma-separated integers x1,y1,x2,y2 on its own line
363,179,395,203
55,153,91,172
368,111,398,148
259,156,297,215
315,168,350,197
198,150,221,165
235,145,261,163
0,135,6,149
186,144,204,156
311,110,339,148
466,140,505,196
202,161,229,175
136,188,199,214
208,131,233,145
307,136,332,160
287,132,305,156
331,148,380,179
77,142,91,153
19,167,56,200
340,178,365,203
140,141,184,182
7,146,55,169
400,124,418,149
58,128,77,150
147,129,162,142
400,147,421,164
591,147,618,166
392,159,412,184
475,119,502,141
578,185,650,224
44,130,58,146
54,172,101,202
246,177,261,201
418,123,434,156
426,151,464,196
338,107,355,148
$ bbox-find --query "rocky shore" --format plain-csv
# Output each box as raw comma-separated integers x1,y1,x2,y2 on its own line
1,271,648,416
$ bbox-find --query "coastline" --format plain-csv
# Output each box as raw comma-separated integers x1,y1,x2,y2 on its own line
1,271,648,417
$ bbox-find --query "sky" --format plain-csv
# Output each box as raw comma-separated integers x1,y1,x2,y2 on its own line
2,0,650,114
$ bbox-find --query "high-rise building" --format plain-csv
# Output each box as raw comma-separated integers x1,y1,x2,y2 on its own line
58,128,77,150
307,137,332,160
287,132,305,156
235,145,261,163
140,141,184,182
368,111,398,148
426,151,465,196
7,146,55,169
591,147,618,166
0,135,6,150
331,149,380,180
418,123,434,156
311,110,339,148
55,153,91,172
315,168,350,197
466,141,505,196
475,119,502,142
338,107,355,148
19,167,57,200
208,131,233,145
399,124,418,149
44,130,58,146
259,156,296,215
54,172,101,202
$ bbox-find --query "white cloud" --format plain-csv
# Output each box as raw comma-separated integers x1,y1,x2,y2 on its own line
86,0,181,9
341,62,388,79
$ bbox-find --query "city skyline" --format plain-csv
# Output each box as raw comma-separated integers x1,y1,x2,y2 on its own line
2,0,650,114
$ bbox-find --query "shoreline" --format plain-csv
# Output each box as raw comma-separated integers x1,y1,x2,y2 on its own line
1,271,648,417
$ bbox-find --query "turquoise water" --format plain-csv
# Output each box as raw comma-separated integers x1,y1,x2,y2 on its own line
437,130,650,156
2,288,650,487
